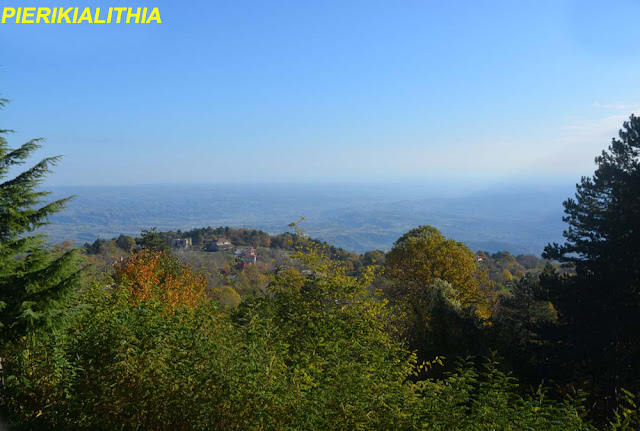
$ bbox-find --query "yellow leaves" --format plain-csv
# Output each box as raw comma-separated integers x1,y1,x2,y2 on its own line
386,225,492,313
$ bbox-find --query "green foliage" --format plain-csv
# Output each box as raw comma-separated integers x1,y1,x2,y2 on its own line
153,224,366,270
211,285,242,309
543,114,640,412
115,234,136,253
487,272,560,385
497,273,558,348
385,226,495,316
412,356,592,430
363,249,386,267
609,389,640,430
476,250,562,285
149,226,272,248
544,114,640,270
0,100,81,342
1,222,596,430
383,226,497,364
138,227,170,252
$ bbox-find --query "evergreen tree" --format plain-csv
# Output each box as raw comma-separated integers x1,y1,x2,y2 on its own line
543,114,640,412
137,227,169,252
0,98,81,342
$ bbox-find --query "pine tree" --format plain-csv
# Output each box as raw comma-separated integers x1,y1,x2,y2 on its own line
138,227,169,252
0,97,81,343
543,114,640,412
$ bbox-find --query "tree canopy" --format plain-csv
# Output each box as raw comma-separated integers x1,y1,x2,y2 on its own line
0,98,81,342
543,114,640,415
385,225,495,316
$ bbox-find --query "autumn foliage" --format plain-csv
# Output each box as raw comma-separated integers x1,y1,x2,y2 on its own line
113,249,207,309
385,225,496,318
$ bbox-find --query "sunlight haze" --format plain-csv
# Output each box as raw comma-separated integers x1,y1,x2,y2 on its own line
2,0,639,186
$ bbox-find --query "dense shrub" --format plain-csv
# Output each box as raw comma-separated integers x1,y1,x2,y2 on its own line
1,245,605,430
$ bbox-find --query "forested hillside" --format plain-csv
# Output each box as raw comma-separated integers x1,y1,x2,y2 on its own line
1,99,639,429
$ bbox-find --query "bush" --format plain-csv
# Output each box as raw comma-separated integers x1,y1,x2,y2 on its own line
211,286,242,309
2,240,598,430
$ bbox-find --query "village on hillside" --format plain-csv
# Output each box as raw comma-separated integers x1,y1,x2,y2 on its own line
171,237,258,270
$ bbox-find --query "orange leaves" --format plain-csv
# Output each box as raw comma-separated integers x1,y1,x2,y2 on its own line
113,250,206,310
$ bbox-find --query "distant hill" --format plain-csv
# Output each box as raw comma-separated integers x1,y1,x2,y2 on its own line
44,183,573,255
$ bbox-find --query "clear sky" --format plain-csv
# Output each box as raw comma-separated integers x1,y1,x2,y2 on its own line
2,0,640,186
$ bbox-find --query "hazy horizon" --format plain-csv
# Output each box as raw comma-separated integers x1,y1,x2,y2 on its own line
44,181,574,255
3,0,640,186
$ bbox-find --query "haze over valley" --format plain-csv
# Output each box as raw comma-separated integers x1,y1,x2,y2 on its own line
46,182,573,255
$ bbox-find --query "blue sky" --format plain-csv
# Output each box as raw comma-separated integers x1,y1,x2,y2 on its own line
2,0,640,186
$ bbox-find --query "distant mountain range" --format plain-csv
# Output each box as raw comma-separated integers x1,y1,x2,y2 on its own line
44,182,574,255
